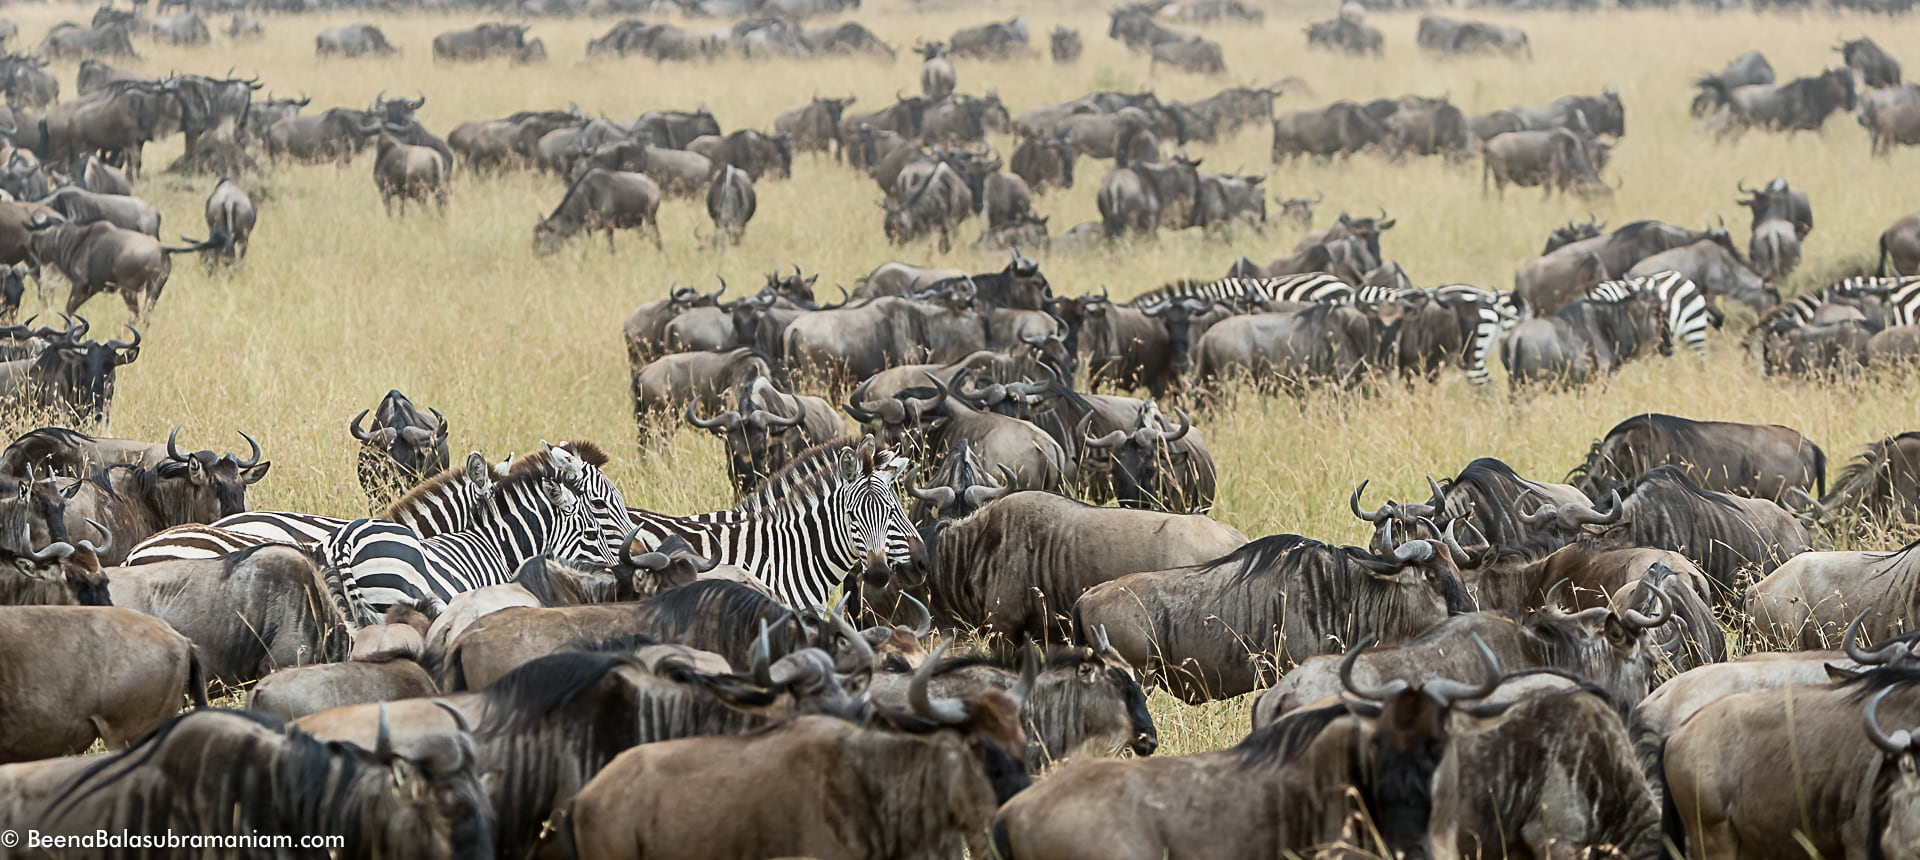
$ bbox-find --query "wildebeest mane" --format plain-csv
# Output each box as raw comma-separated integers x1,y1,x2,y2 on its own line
512,554,623,606
1831,431,1920,503
1842,663,1920,702
628,578,800,667
1232,701,1348,767
1607,220,1660,242
1620,465,1746,515
477,650,634,736
1198,533,1325,587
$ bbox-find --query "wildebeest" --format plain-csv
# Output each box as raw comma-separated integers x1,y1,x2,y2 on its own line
229,13,264,39
548,644,1029,860
38,22,137,60
372,131,448,216
1746,546,1920,649
0,54,56,109
1709,66,1856,138
0,605,207,762
47,428,269,564
1304,16,1383,56
150,11,208,45
1839,36,1903,89
199,175,256,264
629,347,770,434
1693,51,1775,117
0,327,140,424
1879,214,1920,276
899,490,1246,649
1150,36,1227,75
1191,303,1383,393
43,79,183,178
1566,413,1825,502
1270,100,1388,162
949,16,1030,59
433,22,529,62
315,23,397,58
537,168,663,256
1076,532,1476,702
266,107,383,166
714,128,793,181
916,41,955,100
0,708,492,857
1417,15,1531,58
773,95,854,159
1815,431,1920,526
28,218,210,319
247,606,435,720
703,164,755,247
1481,127,1608,197
351,389,449,502
1863,101,1920,157
1501,291,1668,390
884,160,971,252
1051,26,1082,62
38,186,159,236
1010,130,1076,192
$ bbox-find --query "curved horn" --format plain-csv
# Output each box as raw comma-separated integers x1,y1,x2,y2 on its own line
350,409,377,442
1392,540,1436,564
1845,610,1909,666
1564,490,1624,527
1080,411,1127,449
235,431,261,468
1865,687,1914,755
1338,635,1407,701
905,464,956,509
1619,584,1671,630
374,702,394,761
827,595,874,674
1163,407,1192,441
909,639,971,725
1517,503,1559,527
762,399,805,430
1350,480,1390,522
24,529,74,563
685,400,739,430
1423,633,1502,705
617,525,644,569
166,426,189,463
899,592,932,639
429,698,473,734
76,518,110,556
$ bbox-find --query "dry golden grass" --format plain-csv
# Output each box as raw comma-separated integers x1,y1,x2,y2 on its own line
7,0,1919,753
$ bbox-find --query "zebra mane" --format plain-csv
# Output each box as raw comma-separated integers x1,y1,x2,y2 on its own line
737,436,890,515
553,440,610,468
380,461,488,520
494,447,577,493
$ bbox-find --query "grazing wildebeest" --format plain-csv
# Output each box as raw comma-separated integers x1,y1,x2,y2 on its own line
949,15,1030,59
1710,66,1856,138
1150,36,1227,75
315,23,397,58
266,107,383,166
1693,51,1775,117
0,605,207,762
1745,546,1920,649
38,22,137,60
372,131,448,216
1501,291,1669,390
28,218,210,319
1481,127,1608,197
201,176,256,264
703,164,756,247
1566,413,1826,502
38,186,159,236
351,389,450,502
1815,432,1920,526
1076,532,1476,702
1839,36,1902,89
536,169,662,255
1270,100,1388,163
1191,303,1384,393
433,22,529,62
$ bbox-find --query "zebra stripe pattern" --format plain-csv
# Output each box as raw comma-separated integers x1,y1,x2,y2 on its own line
1586,270,1712,358
623,437,919,611
326,447,611,624
1128,273,1352,311
1784,276,1920,328
122,452,504,565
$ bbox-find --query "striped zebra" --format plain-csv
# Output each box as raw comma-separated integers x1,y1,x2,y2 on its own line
623,437,920,611
1775,276,1920,328
326,446,618,625
1431,284,1521,387
1127,273,1351,311
1585,270,1713,359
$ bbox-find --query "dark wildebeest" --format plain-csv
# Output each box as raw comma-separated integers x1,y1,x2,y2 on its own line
1514,220,1730,316
372,132,448,216
0,708,493,856
1813,431,1920,526
47,428,269,564
949,15,1030,59
1010,130,1076,192
0,54,57,110
917,41,955,100
1076,532,1476,703
1710,66,1856,138
315,23,397,58
704,164,756,247
884,160,971,253
351,389,450,502
1482,128,1608,197
38,186,158,235
246,94,311,147
714,129,793,181
1839,36,1903,89
1190,304,1383,393
266,108,383,166
1078,401,1218,512
1270,100,1388,163
1509,90,1625,137
535,169,662,256
1527,465,1811,602
1304,16,1383,56
1150,36,1227,75
43,79,182,179
1566,413,1825,502
1051,26,1082,62
0,605,207,762
1693,51,1775,117
201,176,256,264
433,22,529,62
0,328,141,424
773,95,854,159
549,644,1030,860
1500,291,1669,390
1879,213,1920,276
921,94,1012,144
38,22,137,60
28,218,210,319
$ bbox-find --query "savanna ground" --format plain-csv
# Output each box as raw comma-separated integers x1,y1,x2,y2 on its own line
9,0,1920,751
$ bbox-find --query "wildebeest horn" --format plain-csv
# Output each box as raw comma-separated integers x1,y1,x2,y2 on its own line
1392,540,1435,564
617,524,645,569
1080,412,1127,449
1338,635,1407,701
166,426,190,463
1349,480,1391,522
708,278,726,300
105,324,140,353
1843,610,1913,666
1162,408,1191,441
904,463,955,509
1565,491,1624,527
235,431,261,468
909,639,971,725
897,592,932,639
77,518,111,556
1737,178,1754,194
1423,634,1501,705
1864,687,1914,754
752,619,774,686
350,410,378,442
962,465,1016,507
427,698,472,734
827,595,874,674
685,401,740,430
374,702,394,761
24,524,74,563
1517,503,1558,527
761,400,806,430
1619,584,1670,630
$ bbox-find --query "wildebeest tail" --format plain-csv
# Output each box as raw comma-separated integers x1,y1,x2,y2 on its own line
186,644,210,707
163,234,223,255
1814,443,1828,498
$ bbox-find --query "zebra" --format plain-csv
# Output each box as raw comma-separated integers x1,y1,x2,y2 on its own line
1585,270,1714,359
623,436,922,611
325,446,616,625
1127,273,1351,312
1787,276,1920,328
1432,284,1524,387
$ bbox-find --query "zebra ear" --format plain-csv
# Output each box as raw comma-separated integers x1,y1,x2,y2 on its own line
838,447,861,483
465,452,489,484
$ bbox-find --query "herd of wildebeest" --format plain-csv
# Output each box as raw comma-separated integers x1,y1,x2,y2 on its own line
5,0,1920,856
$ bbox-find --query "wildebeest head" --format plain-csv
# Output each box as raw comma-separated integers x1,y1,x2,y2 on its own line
1332,208,1396,263
151,426,271,518
372,90,425,127
0,264,26,324
1543,213,1604,254
904,436,1013,523
688,392,807,496
1026,625,1157,762
1340,633,1503,857
352,389,450,492
28,325,141,424
0,517,110,605
899,639,1033,803
1275,190,1322,230
1082,400,1199,512
763,264,820,306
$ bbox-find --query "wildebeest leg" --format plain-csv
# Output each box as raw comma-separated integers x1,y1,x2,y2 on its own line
64,284,87,315
649,218,663,250
606,227,616,254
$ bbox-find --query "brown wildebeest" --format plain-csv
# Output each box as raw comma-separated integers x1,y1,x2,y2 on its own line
545,641,1031,860
248,604,435,720
202,175,256,263
0,520,111,605
0,604,208,762
28,217,211,319
1566,412,1825,502
373,130,449,216
704,164,755,247
536,168,662,254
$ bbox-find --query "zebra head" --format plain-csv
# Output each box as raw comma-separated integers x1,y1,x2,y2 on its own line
834,440,925,588
541,440,629,566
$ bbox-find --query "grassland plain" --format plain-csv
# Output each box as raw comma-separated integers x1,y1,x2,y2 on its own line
6,0,1919,751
